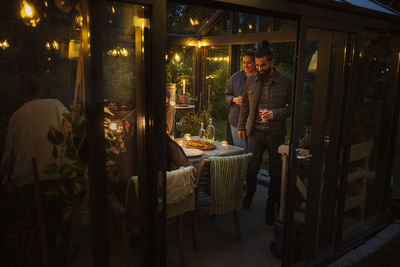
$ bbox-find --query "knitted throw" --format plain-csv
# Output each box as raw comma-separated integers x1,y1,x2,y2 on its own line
209,153,252,215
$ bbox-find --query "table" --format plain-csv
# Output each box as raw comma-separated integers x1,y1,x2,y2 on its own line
175,104,195,113
175,137,245,163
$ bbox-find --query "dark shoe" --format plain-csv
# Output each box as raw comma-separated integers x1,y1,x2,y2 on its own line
242,193,253,209
265,202,275,225
270,241,282,259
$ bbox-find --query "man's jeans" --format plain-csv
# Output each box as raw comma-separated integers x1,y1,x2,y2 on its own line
246,128,284,204
230,124,246,151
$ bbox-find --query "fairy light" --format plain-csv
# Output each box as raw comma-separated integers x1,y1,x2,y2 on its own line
52,40,60,50
107,47,129,57
0,40,10,50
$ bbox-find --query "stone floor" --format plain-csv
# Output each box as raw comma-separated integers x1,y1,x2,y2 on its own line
166,175,281,267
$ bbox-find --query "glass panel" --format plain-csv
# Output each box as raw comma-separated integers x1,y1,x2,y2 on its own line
206,16,231,36
237,13,296,34
167,3,217,35
166,45,193,106
342,30,392,239
342,0,399,15
286,27,350,262
203,46,229,141
0,1,92,266
102,1,149,266
392,116,400,200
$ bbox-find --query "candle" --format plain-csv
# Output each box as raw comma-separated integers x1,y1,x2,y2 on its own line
183,80,186,95
220,140,228,148
184,133,191,141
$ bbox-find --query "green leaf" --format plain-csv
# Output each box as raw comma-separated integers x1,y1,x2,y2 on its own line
119,141,126,153
104,107,114,116
65,138,76,160
71,162,84,173
62,206,73,222
42,163,58,175
60,164,75,179
73,181,84,195
48,127,64,145
52,144,58,158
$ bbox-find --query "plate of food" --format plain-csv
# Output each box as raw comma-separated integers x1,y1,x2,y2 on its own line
185,140,216,150
183,148,203,157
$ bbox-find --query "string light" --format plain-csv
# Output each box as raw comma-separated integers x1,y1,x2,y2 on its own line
20,0,40,27
107,47,129,57
0,40,10,50
52,40,60,50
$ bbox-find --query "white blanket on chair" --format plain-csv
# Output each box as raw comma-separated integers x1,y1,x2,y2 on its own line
167,166,196,204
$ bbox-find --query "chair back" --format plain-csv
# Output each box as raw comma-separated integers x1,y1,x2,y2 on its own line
209,153,252,215
166,166,197,218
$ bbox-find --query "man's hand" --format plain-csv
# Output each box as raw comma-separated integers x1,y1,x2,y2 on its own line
237,131,246,140
260,109,274,121
233,96,243,106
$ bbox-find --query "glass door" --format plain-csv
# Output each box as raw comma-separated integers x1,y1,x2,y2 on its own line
283,18,359,266
88,0,166,266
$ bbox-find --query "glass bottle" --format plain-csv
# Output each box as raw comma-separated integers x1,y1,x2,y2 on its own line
198,122,206,140
205,118,215,142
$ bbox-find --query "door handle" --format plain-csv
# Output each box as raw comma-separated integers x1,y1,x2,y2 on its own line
157,171,163,212
297,154,312,160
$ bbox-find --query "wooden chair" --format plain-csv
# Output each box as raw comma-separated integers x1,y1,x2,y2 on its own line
166,166,198,267
125,166,198,267
278,141,373,223
344,140,373,220
196,153,252,241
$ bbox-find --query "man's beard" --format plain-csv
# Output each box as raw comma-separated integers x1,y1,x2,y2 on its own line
258,67,272,79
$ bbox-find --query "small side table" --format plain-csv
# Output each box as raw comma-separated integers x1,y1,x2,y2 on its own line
175,104,195,113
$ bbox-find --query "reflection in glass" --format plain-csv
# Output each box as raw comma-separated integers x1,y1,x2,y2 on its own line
392,117,400,200
342,31,391,238
0,1,92,266
167,3,217,35
237,13,296,34
101,2,149,266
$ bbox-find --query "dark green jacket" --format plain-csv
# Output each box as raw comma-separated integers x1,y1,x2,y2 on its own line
237,70,291,137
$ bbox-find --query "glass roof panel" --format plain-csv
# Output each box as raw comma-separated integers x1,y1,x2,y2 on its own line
167,3,217,35
334,0,399,15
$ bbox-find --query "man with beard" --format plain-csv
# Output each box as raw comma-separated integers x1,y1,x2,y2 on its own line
237,40,291,225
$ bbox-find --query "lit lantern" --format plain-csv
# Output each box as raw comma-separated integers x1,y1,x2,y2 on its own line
68,39,80,59
20,0,40,27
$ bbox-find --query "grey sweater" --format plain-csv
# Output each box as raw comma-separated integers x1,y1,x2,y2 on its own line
225,70,248,127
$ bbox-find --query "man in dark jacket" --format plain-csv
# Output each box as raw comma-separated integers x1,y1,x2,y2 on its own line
237,40,291,224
